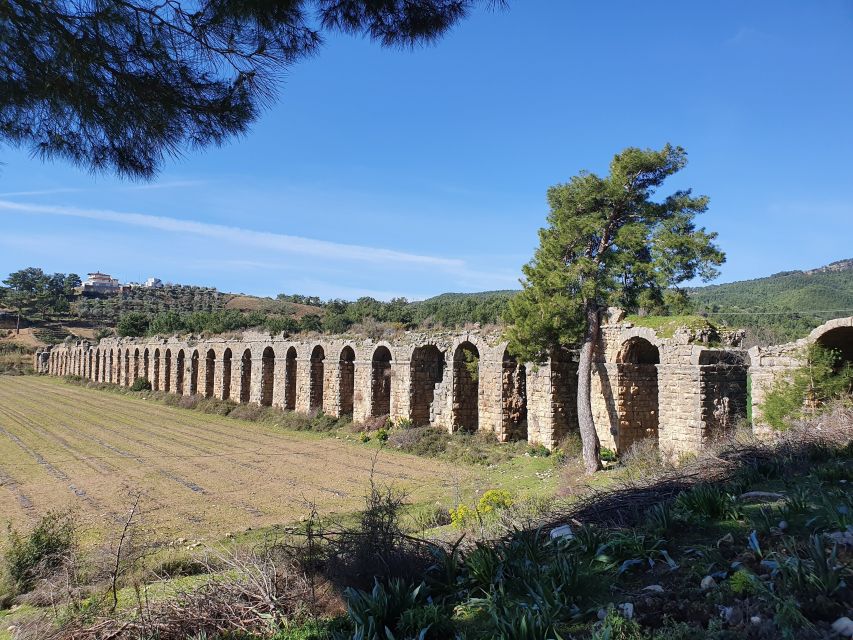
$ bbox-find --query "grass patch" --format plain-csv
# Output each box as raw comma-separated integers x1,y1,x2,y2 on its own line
625,314,722,340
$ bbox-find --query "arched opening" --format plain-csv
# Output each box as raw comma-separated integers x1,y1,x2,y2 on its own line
616,337,660,452
222,348,232,400
125,349,131,386
370,346,392,417
176,349,185,394
190,350,200,395
502,350,527,441
284,347,297,410
310,345,325,412
153,349,161,390
205,349,216,398
339,346,355,417
261,347,275,406
88,351,94,379
143,349,150,381
453,342,480,432
410,345,445,426
816,327,853,371
240,349,252,403
107,350,114,383
164,349,172,392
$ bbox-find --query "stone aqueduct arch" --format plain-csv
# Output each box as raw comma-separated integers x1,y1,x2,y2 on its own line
40,317,853,455
749,316,853,431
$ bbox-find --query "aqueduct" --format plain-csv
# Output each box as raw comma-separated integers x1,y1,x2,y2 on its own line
36,314,853,455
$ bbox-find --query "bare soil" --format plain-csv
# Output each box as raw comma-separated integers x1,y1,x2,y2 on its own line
0,377,468,543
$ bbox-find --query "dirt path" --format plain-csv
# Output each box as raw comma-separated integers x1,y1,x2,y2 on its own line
0,377,468,543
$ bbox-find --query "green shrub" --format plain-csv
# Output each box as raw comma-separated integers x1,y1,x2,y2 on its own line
388,427,450,457
395,417,414,429
729,568,759,595
4,510,76,593
527,443,551,457
674,484,742,522
591,608,645,640
343,579,431,640
129,376,152,391
310,411,338,432
376,428,390,443
762,344,853,430
450,489,514,529
116,311,150,337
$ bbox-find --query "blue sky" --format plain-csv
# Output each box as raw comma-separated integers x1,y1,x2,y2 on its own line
1,1,851,300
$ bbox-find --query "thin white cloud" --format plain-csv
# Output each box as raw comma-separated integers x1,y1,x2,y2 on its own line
0,187,85,198
0,199,465,269
121,180,207,191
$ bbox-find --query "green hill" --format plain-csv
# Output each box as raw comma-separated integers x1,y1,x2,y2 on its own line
685,258,853,344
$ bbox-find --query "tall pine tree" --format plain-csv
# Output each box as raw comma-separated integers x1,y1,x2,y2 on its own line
505,144,725,472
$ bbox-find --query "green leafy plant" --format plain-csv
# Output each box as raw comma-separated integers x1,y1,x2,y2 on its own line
674,484,742,522
762,344,853,430
343,579,429,640
4,510,76,593
130,376,152,391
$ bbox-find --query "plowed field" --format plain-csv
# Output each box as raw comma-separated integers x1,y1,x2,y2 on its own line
0,377,468,542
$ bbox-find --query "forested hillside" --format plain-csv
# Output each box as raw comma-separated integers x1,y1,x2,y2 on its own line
3,261,850,346
686,259,853,344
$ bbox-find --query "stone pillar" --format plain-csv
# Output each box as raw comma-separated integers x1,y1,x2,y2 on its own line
352,358,371,423
657,365,702,455
390,356,412,424
272,356,287,409
295,354,312,413
477,350,504,439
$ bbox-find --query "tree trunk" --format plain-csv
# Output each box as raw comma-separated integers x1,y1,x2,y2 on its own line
15,310,20,335
577,301,603,473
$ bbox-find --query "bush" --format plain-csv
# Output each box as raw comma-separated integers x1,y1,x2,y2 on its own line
388,426,450,457
762,344,853,429
674,484,741,522
229,402,265,421
450,489,514,529
309,411,338,432
343,579,435,640
4,510,76,593
116,311,150,337
195,397,237,415
129,377,152,391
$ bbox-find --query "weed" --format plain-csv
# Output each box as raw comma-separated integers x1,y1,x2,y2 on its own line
129,377,151,391
4,510,76,593
342,579,430,640
674,484,742,522
591,608,644,640
643,502,675,536
729,569,759,595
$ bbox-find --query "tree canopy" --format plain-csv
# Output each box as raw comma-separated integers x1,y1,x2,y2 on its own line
1,0,499,179
505,144,725,472
1,267,81,332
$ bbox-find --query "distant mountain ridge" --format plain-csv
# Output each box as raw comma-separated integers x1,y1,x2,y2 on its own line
682,258,853,343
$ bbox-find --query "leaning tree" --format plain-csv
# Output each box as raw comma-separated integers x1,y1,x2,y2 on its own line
505,144,725,473
1,0,502,179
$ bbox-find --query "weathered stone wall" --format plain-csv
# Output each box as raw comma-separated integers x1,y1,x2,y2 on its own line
41,312,837,455
748,316,853,433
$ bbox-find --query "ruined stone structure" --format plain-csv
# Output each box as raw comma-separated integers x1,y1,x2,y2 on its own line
748,316,853,433
35,315,853,455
